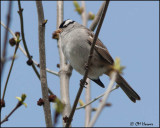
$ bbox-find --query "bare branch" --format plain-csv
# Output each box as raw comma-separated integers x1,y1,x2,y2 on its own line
81,1,87,27
89,1,106,31
1,1,13,77
65,1,110,127
1,21,59,76
76,85,119,110
0,21,16,38
18,0,55,99
36,1,52,127
81,1,91,127
17,0,40,79
88,71,117,127
1,41,19,110
1,94,27,124
0,103,19,124
1,22,56,100
56,1,72,126
85,78,91,127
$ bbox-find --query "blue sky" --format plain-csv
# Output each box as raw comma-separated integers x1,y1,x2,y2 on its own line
1,1,159,127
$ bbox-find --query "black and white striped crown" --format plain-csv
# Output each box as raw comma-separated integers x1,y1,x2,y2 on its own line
59,19,75,28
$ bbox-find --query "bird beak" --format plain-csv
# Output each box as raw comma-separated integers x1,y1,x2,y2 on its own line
52,29,62,39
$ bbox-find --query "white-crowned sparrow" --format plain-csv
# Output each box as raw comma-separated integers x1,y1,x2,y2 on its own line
54,19,140,103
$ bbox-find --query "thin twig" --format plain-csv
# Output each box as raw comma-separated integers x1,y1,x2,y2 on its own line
0,23,55,98
0,21,16,38
88,71,117,127
89,1,106,31
81,1,91,127
1,17,59,97
76,85,119,110
1,1,13,77
17,1,55,96
1,21,59,76
36,1,52,127
1,43,19,109
85,78,91,127
0,100,24,124
81,1,87,27
65,1,110,127
17,0,40,79
1,56,18,63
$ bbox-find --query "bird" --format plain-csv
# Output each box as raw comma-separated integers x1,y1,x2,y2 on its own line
54,19,141,103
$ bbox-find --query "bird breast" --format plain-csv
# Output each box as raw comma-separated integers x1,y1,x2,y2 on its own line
60,29,107,79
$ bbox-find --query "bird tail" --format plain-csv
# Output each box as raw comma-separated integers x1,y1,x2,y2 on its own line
115,74,141,103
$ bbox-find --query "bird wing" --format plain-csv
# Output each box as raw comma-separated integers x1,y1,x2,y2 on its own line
87,30,114,65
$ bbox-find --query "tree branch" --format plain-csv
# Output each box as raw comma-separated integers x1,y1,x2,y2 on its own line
65,1,110,127
17,0,41,80
88,71,117,127
81,1,87,27
81,1,91,127
56,1,73,127
0,103,19,124
1,21,59,76
76,85,119,110
17,0,56,96
1,94,27,125
85,79,91,127
1,41,19,110
36,1,52,127
89,1,106,31
1,22,57,97
1,1,13,77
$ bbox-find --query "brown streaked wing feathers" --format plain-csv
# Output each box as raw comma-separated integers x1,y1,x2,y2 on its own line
87,31,114,65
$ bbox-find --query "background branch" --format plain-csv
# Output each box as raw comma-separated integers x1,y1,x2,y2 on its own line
0,103,19,124
1,41,19,110
65,1,109,127
88,71,117,127
84,79,91,127
0,94,27,125
1,21,55,98
1,21,59,76
81,1,91,127
1,1,13,77
17,0,56,96
56,1,72,126
89,1,106,31
1,19,63,106
76,84,119,110
17,1,40,80
81,1,87,27
36,1,52,127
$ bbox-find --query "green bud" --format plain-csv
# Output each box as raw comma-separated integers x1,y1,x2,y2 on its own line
88,12,95,20
21,94,27,102
73,1,80,9
112,57,125,74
